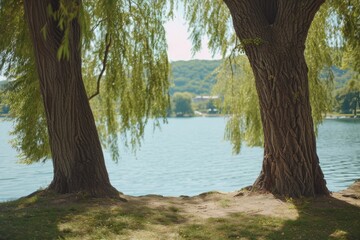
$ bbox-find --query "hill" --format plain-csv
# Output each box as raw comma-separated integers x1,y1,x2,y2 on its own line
332,66,353,88
170,60,221,95
170,60,353,95
0,80,8,89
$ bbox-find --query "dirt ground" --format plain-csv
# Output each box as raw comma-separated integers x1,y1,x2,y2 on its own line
3,180,359,240
121,180,360,221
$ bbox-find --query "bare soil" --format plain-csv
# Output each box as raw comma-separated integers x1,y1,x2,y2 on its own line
120,180,360,221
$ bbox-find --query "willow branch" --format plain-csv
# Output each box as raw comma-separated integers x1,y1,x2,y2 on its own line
89,34,111,101
91,18,108,32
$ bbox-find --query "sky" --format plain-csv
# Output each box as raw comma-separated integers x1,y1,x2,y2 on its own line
0,12,219,82
164,12,221,61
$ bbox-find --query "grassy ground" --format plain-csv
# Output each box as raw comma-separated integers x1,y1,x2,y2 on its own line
0,187,359,240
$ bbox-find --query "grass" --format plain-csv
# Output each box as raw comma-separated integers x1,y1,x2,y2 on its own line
0,191,359,240
179,198,360,240
0,192,185,240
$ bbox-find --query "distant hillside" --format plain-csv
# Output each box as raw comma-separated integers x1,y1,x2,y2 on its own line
332,67,353,88
170,60,221,95
0,80,8,89
170,60,353,95
0,62,353,96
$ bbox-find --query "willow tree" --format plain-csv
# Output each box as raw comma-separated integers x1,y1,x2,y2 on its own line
184,0,358,197
0,0,172,197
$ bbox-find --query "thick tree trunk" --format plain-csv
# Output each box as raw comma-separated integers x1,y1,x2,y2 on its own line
224,0,329,197
24,0,118,197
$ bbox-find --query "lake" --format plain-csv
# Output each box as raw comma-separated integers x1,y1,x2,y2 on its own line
0,117,359,201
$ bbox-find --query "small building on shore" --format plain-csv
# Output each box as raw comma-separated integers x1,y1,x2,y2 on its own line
192,95,219,103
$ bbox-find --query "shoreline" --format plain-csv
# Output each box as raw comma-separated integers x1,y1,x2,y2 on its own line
11,179,360,204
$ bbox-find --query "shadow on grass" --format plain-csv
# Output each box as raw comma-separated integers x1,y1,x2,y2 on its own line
179,196,360,240
1,191,359,239
0,191,186,240
269,196,360,240
0,192,67,240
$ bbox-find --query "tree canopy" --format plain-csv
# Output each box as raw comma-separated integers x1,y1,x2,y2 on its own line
1,0,359,160
172,92,194,117
0,0,359,198
335,79,360,115
182,0,359,152
0,0,174,163
179,0,360,196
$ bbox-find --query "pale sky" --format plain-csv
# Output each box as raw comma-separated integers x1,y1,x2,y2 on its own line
164,12,221,61
0,13,219,81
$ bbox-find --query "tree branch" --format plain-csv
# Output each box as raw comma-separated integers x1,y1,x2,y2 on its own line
91,18,109,32
88,33,111,101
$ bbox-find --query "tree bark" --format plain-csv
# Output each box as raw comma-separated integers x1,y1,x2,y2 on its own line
24,0,118,197
224,0,329,197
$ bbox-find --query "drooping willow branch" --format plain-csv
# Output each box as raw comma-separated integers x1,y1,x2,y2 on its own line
88,33,111,101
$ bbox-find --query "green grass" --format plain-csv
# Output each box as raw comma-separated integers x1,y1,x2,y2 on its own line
179,197,360,240
0,192,185,240
179,214,283,240
0,192,359,240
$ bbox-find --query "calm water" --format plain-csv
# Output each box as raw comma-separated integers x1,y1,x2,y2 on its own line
0,118,359,201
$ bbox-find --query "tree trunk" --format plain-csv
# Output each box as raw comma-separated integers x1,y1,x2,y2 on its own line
24,0,118,197
224,0,329,197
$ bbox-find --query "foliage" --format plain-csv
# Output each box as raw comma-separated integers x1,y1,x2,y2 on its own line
213,56,262,154
1,0,359,162
4,66,50,163
331,0,360,74
0,80,8,114
332,66,354,88
181,0,358,152
0,1,50,163
182,0,234,58
0,0,173,162
206,100,218,114
170,59,352,98
170,60,221,95
171,92,194,117
332,0,360,116
305,2,336,131
335,79,360,115
0,80,7,88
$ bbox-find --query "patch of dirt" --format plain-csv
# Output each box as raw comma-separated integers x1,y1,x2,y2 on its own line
121,181,360,222
332,180,360,206
123,190,299,221
23,180,360,222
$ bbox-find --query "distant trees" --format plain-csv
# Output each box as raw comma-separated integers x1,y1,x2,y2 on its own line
335,42,360,117
170,60,220,95
0,95,9,114
0,82,9,114
336,79,360,116
172,92,194,117
0,95,7,114
206,100,218,114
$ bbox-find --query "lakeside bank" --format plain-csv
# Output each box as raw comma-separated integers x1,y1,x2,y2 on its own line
1,181,359,239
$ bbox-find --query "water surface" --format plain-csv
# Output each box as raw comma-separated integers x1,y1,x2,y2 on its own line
0,118,359,201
